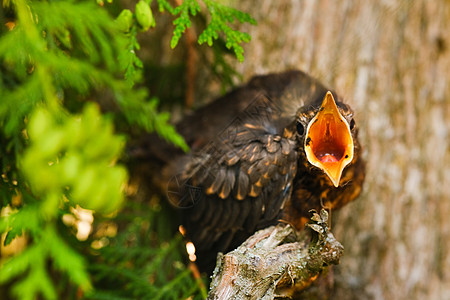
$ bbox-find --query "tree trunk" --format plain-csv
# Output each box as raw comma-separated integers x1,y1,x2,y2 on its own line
216,1,449,299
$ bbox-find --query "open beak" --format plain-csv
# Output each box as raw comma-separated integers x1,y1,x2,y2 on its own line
304,91,354,187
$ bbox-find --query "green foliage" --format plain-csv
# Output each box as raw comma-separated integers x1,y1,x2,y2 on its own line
199,0,256,62
0,0,255,299
0,213,92,300
157,0,256,62
21,105,127,214
86,200,207,300
169,0,201,48
135,0,156,31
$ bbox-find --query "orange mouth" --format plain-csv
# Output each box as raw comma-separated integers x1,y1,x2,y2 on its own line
304,92,354,187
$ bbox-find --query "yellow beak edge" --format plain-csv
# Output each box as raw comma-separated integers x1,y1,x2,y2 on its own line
304,92,354,187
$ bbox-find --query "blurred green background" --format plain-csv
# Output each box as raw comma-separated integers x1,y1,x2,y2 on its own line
0,0,254,299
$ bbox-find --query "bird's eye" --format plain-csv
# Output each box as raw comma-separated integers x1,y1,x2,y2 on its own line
350,119,355,130
296,122,305,135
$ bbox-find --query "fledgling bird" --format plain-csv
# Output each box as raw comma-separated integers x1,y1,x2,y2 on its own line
140,70,365,273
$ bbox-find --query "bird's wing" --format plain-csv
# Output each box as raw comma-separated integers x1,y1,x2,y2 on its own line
176,107,298,264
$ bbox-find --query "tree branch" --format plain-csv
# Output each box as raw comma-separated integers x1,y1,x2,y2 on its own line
208,210,343,300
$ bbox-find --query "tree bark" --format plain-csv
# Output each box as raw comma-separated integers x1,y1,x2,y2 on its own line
216,1,449,299
145,1,449,298
208,210,343,300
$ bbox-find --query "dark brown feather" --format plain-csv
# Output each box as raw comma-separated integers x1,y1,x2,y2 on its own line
138,70,365,274
234,170,249,200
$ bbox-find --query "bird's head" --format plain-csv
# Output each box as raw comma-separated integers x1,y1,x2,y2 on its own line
294,91,356,187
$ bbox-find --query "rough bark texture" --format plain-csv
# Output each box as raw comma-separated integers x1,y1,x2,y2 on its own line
219,1,449,299
208,210,343,300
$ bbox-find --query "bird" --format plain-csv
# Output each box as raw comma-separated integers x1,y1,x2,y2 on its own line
136,70,365,273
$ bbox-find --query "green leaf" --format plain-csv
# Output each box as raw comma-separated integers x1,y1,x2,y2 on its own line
3,225,23,247
136,0,155,31
0,204,42,238
10,255,57,300
0,0,254,298
114,93,189,152
22,104,128,214
157,0,175,13
0,244,43,284
170,0,201,48
115,9,134,33
198,0,256,62
46,227,92,291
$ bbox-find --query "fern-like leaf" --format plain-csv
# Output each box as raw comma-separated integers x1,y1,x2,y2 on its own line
199,0,256,62
170,0,201,48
